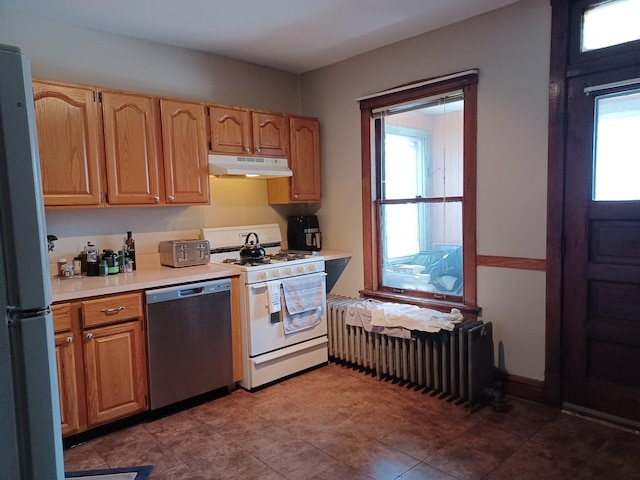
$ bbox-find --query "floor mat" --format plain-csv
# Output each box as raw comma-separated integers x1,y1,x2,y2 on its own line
64,465,153,479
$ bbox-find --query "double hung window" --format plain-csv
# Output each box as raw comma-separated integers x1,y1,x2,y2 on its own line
359,71,478,309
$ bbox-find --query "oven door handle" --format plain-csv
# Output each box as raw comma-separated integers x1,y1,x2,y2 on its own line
249,272,326,291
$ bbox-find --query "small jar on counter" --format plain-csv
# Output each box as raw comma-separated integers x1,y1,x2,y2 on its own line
57,259,68,277
99,260,109,277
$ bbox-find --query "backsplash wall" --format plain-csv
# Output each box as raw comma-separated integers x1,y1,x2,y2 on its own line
44,177,317,268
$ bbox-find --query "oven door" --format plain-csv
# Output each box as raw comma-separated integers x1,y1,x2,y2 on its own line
245,272,327,357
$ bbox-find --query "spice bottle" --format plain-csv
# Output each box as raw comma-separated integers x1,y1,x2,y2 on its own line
73,257,82,276
57,259,67,277
125,231,136,270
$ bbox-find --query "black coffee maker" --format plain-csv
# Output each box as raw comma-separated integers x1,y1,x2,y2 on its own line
287,215,322,251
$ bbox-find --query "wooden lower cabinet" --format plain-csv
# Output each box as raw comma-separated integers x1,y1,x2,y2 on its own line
52,293,148,437
83,320,148,426
54,331,80,437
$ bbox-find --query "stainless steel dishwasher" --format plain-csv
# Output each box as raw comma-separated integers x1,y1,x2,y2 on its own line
145,278,232,410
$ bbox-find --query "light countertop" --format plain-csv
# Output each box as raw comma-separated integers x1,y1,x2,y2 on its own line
51,263,240,303
51,249,352,303
313,250,351,261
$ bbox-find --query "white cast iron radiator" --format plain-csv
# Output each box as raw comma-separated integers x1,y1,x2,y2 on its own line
326,294,495,411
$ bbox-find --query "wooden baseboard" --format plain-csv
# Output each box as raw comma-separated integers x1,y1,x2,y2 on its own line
494,370,545,404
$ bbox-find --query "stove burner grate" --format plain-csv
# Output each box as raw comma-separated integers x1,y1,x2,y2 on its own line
221,257,272,266
267,252,307,261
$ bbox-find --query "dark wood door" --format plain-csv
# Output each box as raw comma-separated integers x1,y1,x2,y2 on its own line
563,64,640,423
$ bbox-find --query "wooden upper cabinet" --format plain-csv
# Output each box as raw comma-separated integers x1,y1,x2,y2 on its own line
160,99,210,204
101,91,163,205
33,81,103,207
209,105,289,157
252,111,289,157
268,115,321,204
209,105,251,155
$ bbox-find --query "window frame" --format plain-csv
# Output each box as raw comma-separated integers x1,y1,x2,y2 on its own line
569,0,640,73
359,71,478,315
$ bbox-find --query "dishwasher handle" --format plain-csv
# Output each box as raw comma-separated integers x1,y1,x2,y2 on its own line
146,278,231,304
178,286,205,297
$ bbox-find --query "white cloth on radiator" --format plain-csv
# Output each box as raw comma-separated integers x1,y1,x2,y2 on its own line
266,280,281,313
346,300,410,339
369,302,463,333
282,275,324,314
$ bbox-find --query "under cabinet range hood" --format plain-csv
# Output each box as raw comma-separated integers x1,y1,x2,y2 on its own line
208,154,292,178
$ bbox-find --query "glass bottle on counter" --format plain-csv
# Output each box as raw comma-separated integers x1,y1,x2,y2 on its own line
125,231,136,271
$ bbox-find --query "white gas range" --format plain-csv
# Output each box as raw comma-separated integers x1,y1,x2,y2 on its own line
200,224,328,390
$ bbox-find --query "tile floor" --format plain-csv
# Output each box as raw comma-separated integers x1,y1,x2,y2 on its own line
64,363,640,480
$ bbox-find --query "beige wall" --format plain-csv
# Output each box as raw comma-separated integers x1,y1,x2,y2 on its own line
300,0,551,380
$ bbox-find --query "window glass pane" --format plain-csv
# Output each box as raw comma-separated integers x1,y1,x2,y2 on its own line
382,100,463,200
593,89,640,201
383,131,423,200
582,0,640,52
381,202,463,295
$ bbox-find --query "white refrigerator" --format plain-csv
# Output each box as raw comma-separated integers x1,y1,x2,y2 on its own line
0,44,65,479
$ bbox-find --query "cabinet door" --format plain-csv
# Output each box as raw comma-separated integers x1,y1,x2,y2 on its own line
209,105,251,155
33,82,103,207
289,116,321,202
83,321,148,427
101,91,163,205
267,116,321,204
55,332,80,437
252,111,289,157
160,99,210,204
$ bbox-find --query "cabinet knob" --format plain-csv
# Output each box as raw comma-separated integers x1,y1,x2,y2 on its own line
86,333,93,340
66,336,73,344
256,147,262,153
244,147,250,153
168,195,175,203
153,196,160,203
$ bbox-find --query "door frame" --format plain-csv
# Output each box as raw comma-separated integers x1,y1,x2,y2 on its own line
545,0,640,406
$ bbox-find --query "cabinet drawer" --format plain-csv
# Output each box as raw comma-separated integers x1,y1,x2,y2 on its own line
81,293,143,328
51,303,71,333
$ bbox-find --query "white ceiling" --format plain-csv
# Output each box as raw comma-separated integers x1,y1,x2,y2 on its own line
0,0,521,74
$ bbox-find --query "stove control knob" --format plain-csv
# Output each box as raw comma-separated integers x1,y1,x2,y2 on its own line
296,266,304,273
284,267,293,275
270,269,280,278
257,272,267,280
308,264,317,272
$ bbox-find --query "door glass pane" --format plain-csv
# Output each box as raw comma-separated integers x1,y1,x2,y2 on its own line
381,202,463,295
593,89,640,201
582,0,640,51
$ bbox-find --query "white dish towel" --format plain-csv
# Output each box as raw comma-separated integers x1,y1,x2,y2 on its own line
281,275,324,314
281,274,325,334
